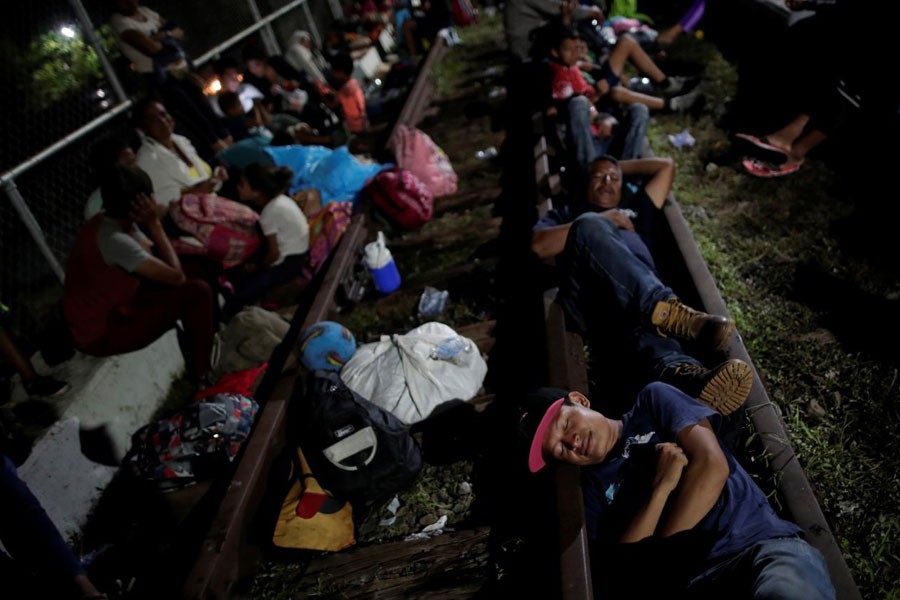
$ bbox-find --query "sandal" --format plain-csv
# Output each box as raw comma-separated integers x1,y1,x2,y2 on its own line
734,133,788,165
742,157,803,178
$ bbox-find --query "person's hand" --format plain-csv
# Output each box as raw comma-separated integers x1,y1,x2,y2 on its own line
653,442,688,494
213,166,229,183
130,193,160,225
588,5,605,20
600,209,635,231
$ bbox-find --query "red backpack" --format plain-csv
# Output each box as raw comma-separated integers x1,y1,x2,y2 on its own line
365,168,433,230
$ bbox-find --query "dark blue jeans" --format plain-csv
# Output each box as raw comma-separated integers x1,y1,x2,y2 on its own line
557,213,701,377
688,536,835,599
0,453,83,580
567,96,650,168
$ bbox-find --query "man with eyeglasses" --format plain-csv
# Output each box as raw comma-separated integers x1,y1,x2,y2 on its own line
531,155,753,415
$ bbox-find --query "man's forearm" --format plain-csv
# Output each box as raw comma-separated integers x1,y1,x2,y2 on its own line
657,454,727,536
620,487,673,543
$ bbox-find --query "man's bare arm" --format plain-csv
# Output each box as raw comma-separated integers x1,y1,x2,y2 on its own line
531,224,571,259
657,420,729,537
619,157,675,209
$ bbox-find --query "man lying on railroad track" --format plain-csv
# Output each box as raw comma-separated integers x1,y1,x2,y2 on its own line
531,154,751,415
518,383,835,599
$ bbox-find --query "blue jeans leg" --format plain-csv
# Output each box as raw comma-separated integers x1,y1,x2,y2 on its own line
634,327,701,378
689,537,836,600
0,453,83,580
566,95,599,171
558,213,674,333
613,103,650,160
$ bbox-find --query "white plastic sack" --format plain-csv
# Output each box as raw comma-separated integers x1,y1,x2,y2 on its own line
339,322,487,425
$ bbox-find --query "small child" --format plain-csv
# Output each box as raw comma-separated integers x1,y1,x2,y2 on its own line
329,53,368,134
225,163,309,315
218,91,273,142
549,30,616,142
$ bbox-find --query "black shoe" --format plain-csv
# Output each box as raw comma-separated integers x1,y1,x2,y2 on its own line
661,359,753,416
651,298,735,351
23,376,70,399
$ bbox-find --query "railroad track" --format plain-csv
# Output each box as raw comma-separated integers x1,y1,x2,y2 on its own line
181,27,860,600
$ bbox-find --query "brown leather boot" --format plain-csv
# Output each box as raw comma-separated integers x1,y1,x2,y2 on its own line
651,298,735,351
660,359,753,416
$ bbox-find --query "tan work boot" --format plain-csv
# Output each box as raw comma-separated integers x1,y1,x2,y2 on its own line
651,298,735,351
660,359,753,416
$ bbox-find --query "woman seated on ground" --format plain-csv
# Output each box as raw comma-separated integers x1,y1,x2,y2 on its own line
133,98,229,212
63,165,215,381
224,163,309,316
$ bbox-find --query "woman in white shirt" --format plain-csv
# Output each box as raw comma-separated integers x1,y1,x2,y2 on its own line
225,163,309,315
134,99,228,212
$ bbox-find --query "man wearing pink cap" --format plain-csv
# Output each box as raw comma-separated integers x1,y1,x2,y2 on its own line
517,382,834,598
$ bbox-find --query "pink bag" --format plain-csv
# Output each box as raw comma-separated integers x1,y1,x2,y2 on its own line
169,193,261,269
388,125,458,197
365,168,433,230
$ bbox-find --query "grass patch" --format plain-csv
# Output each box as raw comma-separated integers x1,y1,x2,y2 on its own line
653,37,900,598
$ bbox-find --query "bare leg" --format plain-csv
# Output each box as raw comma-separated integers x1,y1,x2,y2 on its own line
766,114,811,150
607,34,666,83
609,86,666,110
786,128,827,164
657,23,684,46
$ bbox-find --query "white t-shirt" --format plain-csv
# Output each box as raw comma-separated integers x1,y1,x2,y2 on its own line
209,83,265,117
110,6,163,74
259,195,309,265
136,133,212,208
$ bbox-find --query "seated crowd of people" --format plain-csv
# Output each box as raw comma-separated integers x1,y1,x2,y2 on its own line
504,0,838,597
2,2,453,597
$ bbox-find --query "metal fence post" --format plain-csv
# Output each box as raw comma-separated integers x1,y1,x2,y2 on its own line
327,0,344,20
302,0,322,49
246,0,282,56
68,0,128,104
1,179,65,283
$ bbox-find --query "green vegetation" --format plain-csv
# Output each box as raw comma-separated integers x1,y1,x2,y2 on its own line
15,26,119,111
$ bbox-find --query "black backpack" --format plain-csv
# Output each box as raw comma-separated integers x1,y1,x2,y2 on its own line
296,370,423,501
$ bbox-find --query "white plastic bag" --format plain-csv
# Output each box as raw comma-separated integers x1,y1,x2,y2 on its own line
339,322,487,424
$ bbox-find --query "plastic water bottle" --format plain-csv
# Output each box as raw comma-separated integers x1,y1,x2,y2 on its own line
430,337,472,364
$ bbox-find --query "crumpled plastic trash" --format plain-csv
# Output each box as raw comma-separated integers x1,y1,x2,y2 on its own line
404,514,448,541
379,495,401,527
668,129,696,149
418,286,449,318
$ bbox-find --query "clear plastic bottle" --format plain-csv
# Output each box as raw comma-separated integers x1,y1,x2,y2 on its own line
430,337,472,364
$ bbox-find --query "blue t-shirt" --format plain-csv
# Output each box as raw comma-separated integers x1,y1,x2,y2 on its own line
582,383,800,564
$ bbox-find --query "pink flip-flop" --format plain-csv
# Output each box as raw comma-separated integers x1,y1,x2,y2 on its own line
734,133,789,165
742,157,803,178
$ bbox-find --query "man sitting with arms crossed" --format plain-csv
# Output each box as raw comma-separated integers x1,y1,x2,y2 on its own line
517,383,835,598
532,154,751,414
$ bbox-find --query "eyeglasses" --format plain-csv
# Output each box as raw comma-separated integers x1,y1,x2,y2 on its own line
591,171,621,183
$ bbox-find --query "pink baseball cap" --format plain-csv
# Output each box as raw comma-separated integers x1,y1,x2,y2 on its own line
525,397,566,473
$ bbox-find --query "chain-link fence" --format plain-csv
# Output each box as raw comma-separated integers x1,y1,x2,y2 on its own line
0,0,332,344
